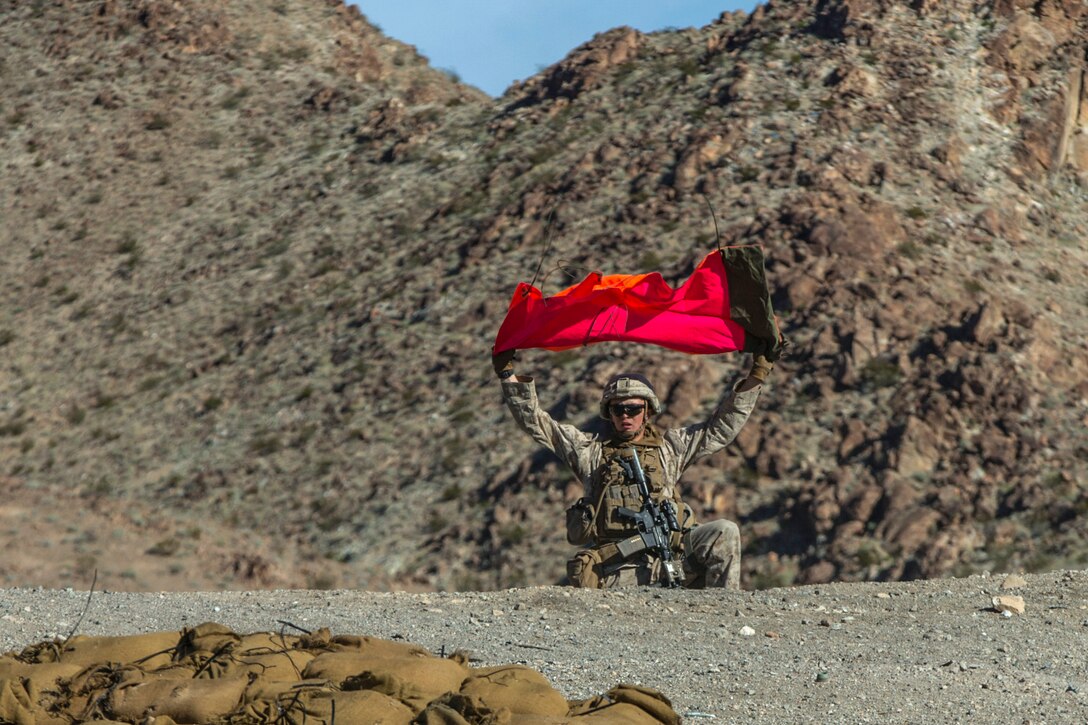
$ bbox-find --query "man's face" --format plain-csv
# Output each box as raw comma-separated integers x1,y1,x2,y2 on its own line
608,397,647,438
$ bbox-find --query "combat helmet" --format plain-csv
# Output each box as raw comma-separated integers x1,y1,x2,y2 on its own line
599,373,662,419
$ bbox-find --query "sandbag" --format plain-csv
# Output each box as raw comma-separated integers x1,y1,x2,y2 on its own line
572,701,673,723
177,625,305,680
0,678,35,725
0,624,681,725
236,631,300,654
568,685,679,724
176,622,239,657
0,660,83,693
294,688,416,724
414,693,502,725
234,683,415,724
604,685,679,724
107,676,248,723
460,665,568,717
224,649,313,681
340,661,469,712
23,631,178,668
315,631,434,658
303,650,468,694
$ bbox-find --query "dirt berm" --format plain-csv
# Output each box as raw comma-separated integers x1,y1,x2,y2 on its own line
1,571,1086,722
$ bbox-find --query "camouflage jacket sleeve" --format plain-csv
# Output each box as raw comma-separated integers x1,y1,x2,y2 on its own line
662,379,761,478
500,378,600,487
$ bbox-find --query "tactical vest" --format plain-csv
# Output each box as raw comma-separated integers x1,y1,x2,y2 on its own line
590,427,685,544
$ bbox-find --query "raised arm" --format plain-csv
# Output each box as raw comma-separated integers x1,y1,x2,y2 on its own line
665,354,773,472
493,349,597,480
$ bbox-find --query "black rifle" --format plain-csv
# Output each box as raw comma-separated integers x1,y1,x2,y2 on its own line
615,448,683,588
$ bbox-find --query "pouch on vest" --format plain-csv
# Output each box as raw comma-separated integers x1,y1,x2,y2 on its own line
593,457,648,542
567,549,602,589
593,445,674,542
565,498,596,546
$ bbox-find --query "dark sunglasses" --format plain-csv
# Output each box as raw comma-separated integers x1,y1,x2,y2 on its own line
609,403,646,418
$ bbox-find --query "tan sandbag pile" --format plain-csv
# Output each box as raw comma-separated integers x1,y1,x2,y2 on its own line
0,623,680,724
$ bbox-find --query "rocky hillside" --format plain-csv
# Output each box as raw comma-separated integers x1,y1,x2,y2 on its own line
0,0,1085,592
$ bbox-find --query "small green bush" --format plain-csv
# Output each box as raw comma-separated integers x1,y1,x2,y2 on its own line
677,58,700,78
0,421,26,437
115,235,139,255
860,358,901,389
144,113,171,131
248,434,281,456
262,238,290,257
897,241,923,260
963,279,984,294
284,46,310,62
147,537,181,556
65,405,86,425
499,524,526,545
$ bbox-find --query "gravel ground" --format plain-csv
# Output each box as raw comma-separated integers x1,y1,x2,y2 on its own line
2,571,1087,723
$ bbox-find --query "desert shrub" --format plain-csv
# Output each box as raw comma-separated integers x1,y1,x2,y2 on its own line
897,241,923,260
859,358,900,389
750,567,796,590
65,405,86,425
308,572,337,590
527,143,562,166
426,510,448,534
115,235,139,256
639,250,663,270
139,375,162,391
0,421,25,436
499,524,526,545
447,396,475,424
284,46,310,62
248,433,281,456
250,134,273,152
856,540,891,567
736,165,760,182
198,130,223,148
147,537,181,556
55,287,79,305
550,350,580,368
144,113,171,131
677,57,700,78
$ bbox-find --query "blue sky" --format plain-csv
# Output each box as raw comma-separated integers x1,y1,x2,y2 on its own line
352,1,759,97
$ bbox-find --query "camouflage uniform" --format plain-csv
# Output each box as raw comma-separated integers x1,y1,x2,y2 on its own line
500,376,760,590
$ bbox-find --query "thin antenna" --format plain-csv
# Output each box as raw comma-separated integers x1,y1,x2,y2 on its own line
528,209,557,291
701,193,723,253
61,569,98,646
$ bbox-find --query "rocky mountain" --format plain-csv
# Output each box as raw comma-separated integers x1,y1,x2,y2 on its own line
1,0,1085,593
